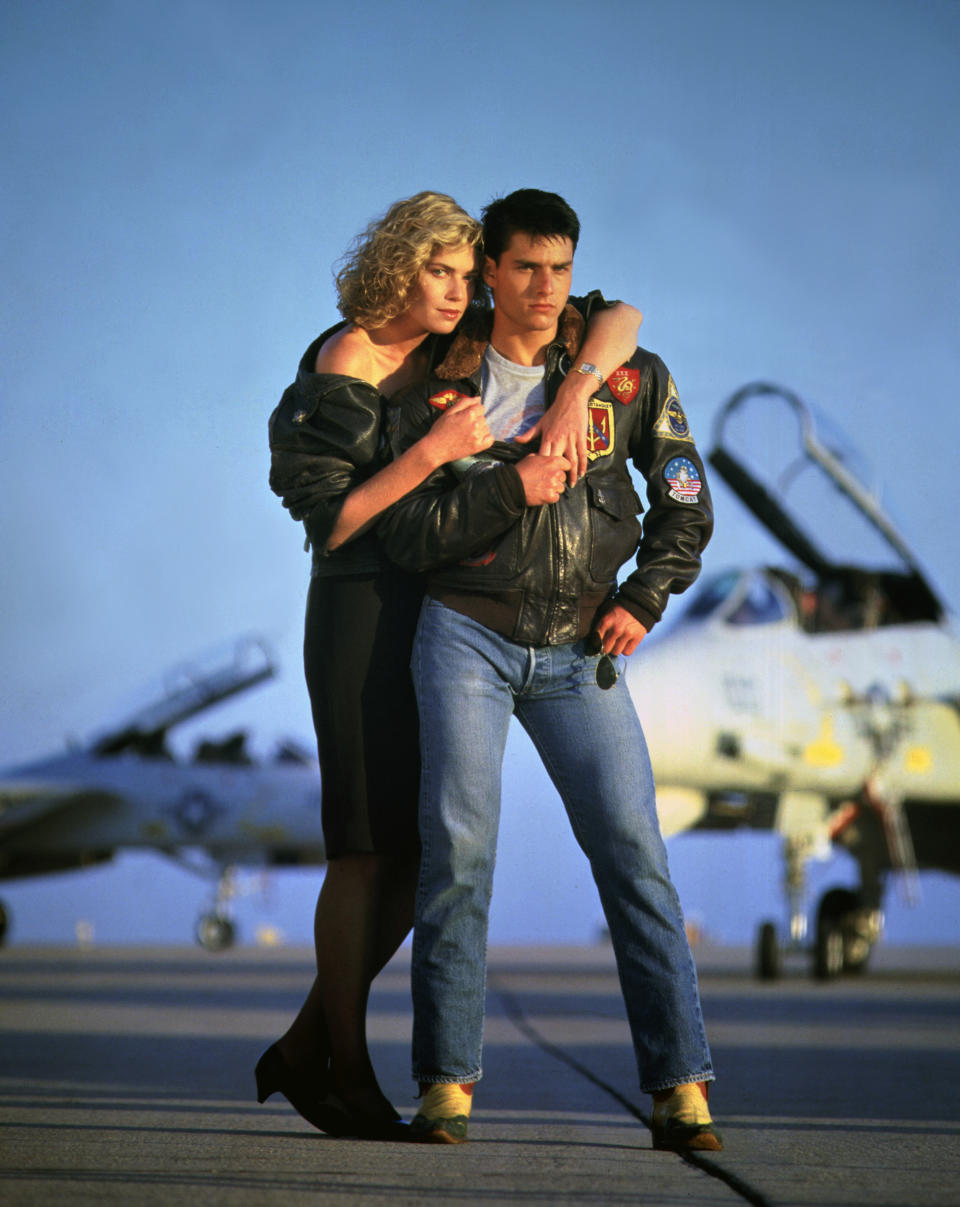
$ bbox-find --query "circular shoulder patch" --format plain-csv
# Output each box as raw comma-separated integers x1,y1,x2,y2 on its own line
664,456,702,504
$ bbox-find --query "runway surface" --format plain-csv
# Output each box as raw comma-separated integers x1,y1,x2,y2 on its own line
1,942,958,1206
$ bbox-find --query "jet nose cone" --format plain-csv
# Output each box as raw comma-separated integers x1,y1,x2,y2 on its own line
625,632,713,784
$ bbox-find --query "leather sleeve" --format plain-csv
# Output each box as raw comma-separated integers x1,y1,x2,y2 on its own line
614,355,714,629
568,289,616,322
377,387,526,572
268,372,383,554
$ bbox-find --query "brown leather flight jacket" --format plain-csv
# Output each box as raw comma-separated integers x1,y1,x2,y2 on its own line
378,306,714,645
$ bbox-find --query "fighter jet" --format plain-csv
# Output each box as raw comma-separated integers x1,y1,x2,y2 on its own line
0,637,324,950
627,383,960,979
5,385,957,970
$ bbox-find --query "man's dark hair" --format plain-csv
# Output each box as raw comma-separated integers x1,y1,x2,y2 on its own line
480,189,580,263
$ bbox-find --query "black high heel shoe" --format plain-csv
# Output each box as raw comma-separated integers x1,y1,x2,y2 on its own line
255,1043,409,1140
332,1085,410,1142
255,1042,352,1136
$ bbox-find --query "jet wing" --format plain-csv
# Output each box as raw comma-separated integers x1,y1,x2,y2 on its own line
709,382,945,621
0,783,103,837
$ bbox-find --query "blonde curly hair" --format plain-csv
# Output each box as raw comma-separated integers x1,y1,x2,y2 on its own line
335,192,482,329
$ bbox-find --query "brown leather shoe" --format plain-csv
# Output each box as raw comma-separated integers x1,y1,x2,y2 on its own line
408,1083,473,1145
651,1083,723,1152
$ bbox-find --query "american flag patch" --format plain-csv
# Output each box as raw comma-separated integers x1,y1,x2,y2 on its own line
664,456,701,504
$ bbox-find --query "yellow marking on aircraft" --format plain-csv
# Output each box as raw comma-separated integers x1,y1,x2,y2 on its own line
803,716,845,767
782,651,824,707
239,823,289,841
904,746,932,774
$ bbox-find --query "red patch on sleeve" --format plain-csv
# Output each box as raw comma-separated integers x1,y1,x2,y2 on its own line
607,368,640,404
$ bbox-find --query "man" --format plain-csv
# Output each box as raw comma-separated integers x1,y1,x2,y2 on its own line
379,189,720,1151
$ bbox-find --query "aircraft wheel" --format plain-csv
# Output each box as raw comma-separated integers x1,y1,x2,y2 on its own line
755,920,781,980
0,900,8,947
814,921,845,979
813,888,857,979
841,899,881,975
195,913,236,952
843,938,872,974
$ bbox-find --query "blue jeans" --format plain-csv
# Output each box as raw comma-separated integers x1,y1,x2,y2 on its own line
410,598,714,1093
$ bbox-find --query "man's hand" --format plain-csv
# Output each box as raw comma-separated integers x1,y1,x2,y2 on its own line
515,371,594,486
515,452,572,506
593,604,648,657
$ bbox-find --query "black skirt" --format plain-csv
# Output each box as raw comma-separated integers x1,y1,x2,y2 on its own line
303,566,423,857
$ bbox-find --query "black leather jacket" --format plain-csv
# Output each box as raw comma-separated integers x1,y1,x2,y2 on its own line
378,306,713,644
268,322,389,575
267,297,612,577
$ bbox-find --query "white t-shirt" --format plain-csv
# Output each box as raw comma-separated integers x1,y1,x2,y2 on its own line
481,344,546,442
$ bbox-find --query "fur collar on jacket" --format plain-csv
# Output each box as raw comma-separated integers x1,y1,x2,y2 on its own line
435,304,586,382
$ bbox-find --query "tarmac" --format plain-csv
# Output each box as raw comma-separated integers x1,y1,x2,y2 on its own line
1,941,958,1206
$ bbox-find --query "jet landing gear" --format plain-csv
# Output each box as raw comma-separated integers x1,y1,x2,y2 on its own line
813,888,881,980
755,831,811,980
755,887,882,981
195,912,236,951
193,864,238,951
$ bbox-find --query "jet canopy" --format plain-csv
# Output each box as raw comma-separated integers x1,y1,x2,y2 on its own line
707,383,944,628
681,568,794,628
91,636,275,757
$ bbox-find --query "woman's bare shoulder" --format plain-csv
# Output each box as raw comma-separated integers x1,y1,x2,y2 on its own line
313,324,374,381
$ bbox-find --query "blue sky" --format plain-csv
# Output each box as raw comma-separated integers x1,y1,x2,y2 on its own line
2,0,958,947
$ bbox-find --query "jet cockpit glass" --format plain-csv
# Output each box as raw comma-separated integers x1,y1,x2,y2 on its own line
710,383,931,585
682,571,741,621
708,383,945,626
726,574,790,626
681,570,791,627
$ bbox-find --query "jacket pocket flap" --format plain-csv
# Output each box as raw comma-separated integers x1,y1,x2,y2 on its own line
588,481,644,519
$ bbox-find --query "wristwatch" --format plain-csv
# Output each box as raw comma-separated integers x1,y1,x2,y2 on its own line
575,362,604,384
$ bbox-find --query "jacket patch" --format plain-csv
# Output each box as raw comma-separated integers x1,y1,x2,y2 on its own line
607,367,640,404
429,388,470,410
652,378,693,443
664,456,702,504
460,550,497,566
587,400,615,460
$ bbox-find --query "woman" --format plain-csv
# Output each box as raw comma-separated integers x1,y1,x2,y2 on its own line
259,192,642,1139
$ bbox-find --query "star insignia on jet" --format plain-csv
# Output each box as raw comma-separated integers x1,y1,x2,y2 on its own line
166,790,225,836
